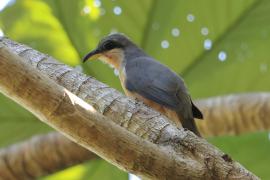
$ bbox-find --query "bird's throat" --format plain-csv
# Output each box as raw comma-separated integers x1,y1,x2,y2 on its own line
99,48,124,70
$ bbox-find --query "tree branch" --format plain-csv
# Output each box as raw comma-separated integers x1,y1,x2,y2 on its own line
197,93,270,137
3,38,269,137
0,38,258,179
0,132,97,180
1,92,269,179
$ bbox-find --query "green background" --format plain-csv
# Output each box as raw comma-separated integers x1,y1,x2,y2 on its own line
0,0,269,179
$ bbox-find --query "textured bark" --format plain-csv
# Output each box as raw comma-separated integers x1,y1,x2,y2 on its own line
196,93,270,137
1,92,269,179
0,38,258,179
0,132,97,180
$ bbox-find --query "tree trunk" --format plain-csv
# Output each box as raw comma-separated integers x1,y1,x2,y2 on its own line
0,132,97,179
0,38,258,179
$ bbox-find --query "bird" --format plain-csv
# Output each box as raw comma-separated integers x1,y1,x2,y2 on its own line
83,33,203,136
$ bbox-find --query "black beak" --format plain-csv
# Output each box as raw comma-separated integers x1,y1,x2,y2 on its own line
83,49,101,62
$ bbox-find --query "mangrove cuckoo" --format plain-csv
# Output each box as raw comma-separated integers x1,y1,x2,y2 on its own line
83,33,203,136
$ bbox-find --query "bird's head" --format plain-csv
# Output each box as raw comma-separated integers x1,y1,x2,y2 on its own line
83,33,134,69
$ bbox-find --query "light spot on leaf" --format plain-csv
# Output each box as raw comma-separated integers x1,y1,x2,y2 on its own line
218,51,227,61
161,40,169,49
201,27,209,36
83,6,91,14
93,0,101,8
82,0,101,20
113,6,122,15
204,39,212,50
187,13,195,22
171,28,180,37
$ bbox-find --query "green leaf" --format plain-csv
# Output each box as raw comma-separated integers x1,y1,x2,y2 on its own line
0,1,79,65
142,0,256,74
185,0,270,98
42,159,128,180
0,94,51,147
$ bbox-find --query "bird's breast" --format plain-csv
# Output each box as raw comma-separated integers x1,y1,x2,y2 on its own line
119,66,129,94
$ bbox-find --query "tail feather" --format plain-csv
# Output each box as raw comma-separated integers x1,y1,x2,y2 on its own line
191,101,203,119
177,113,201,137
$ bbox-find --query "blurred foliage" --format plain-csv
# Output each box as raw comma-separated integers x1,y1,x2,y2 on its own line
0,0,270,179
0,95,51,147
42,159,128,180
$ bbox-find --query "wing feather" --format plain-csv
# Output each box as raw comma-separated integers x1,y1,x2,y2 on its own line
125,57,190,111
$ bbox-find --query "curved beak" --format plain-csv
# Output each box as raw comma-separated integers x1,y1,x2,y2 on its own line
83,48,102,62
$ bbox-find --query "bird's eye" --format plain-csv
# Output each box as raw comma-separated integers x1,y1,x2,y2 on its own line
103,41,116,50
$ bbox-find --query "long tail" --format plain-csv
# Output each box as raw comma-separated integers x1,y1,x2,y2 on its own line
177,113,201,137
